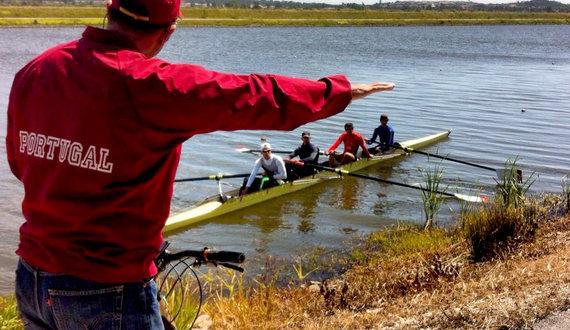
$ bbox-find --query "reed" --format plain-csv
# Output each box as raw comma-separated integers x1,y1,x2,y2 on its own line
495,157,534,208
418,164,447,231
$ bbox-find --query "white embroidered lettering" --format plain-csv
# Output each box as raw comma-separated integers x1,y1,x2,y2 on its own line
19,131,28,153
80,145,98,170
27,133,36,155
68,142,83,166
18,130,113,174
97,148,113,173
59,139,71,163
34,134,47,158
45,137,60,160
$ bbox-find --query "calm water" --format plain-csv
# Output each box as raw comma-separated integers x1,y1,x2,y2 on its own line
1,25,569,293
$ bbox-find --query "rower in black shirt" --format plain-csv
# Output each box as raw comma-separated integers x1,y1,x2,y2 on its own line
283,131,320,180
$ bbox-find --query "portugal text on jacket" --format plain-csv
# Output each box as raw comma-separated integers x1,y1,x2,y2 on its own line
18,130,113,173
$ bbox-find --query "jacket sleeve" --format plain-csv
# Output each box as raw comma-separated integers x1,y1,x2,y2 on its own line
6,87,21,180
120,56,352,150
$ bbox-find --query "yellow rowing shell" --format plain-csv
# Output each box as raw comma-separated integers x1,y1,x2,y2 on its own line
164,130,451,234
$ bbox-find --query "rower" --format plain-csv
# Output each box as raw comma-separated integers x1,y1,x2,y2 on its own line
364,113,394,154
283,131,320,180
240,143,287,196
325,122,372,167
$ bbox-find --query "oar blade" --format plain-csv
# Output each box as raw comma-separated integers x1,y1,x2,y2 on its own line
235,146,253,153
453,193,488,203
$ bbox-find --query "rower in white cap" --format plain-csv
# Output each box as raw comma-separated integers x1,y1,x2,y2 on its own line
240,142,288,196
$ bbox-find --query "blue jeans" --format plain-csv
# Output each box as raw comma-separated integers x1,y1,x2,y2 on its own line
15,258,164,330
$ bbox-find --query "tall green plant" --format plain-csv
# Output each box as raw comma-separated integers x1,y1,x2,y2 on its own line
494,157,534,208
418,164,447,231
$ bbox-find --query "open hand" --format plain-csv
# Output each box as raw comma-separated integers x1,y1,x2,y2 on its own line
351,82,395,101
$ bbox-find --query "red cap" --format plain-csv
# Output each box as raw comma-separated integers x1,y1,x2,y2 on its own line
111,0,182,25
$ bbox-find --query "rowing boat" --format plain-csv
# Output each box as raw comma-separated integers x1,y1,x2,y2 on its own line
164,130,451,234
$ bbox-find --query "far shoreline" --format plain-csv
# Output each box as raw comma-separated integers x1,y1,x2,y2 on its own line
2,18,570,27
1,6,569,27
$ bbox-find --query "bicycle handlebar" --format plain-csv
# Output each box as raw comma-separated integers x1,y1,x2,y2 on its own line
155,241,245,273
164,249,245,264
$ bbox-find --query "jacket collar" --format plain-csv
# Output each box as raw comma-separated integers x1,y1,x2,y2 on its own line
82,26,141,52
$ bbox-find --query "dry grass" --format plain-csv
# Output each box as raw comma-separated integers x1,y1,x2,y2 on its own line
204,212,570,329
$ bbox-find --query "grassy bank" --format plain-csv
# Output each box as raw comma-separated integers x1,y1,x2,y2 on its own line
197,193,570,329
2,191,569,329
1,6,569,26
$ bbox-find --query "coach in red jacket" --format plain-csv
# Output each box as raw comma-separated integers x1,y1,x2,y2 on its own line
6,0,395,327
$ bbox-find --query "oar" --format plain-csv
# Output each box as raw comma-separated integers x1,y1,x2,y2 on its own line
391,143,521,181
235,147,294,155
174,173,250,183
308,164,487,203
235,146,326,155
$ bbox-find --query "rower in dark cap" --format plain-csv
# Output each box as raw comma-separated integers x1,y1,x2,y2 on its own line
284,131,320,180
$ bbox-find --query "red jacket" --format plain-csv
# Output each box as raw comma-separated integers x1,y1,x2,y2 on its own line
327,131,371,158
6,26,352,283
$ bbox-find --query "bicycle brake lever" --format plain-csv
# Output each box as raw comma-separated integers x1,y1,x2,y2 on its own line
219,262,244,273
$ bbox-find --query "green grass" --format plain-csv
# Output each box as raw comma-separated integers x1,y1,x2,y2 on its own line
359,224,454,262
0,294,22,330
0,6,569,26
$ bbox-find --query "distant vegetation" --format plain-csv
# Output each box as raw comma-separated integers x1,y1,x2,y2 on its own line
214,0,570,12
1,4,569,26
1,0,570,11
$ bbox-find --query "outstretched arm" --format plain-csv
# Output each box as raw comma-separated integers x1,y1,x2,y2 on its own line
368,127,379,145
246,160,262,187
350,82,395,101
326,135,344,155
